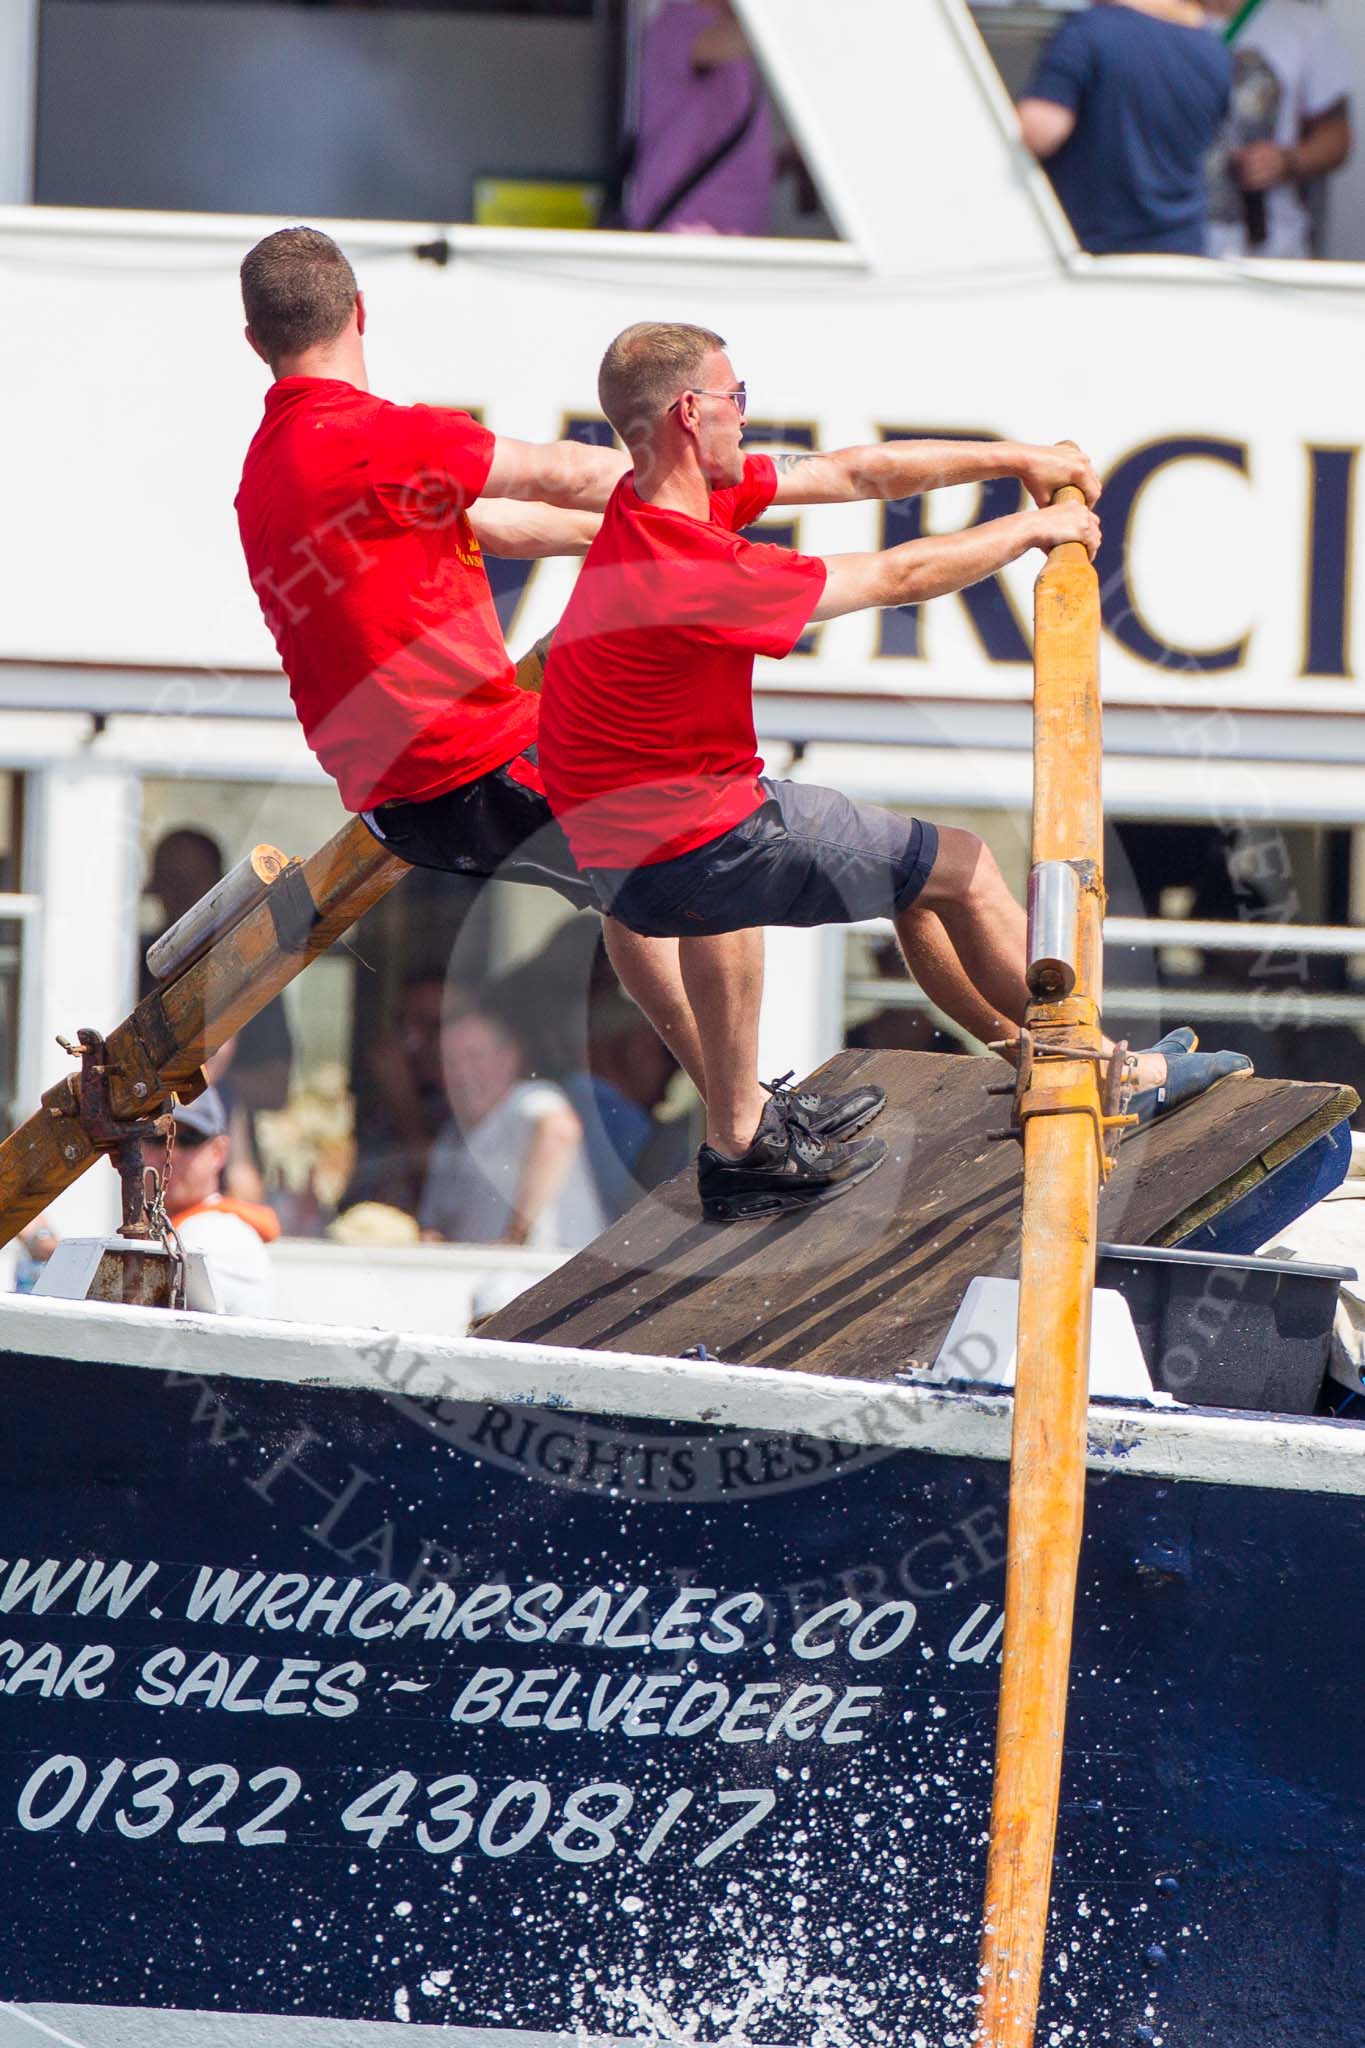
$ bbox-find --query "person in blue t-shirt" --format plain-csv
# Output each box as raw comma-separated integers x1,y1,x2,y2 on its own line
1018,0,1233,256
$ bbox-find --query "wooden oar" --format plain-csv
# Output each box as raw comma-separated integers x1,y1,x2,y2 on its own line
0,638,564,1246
0,816,410,1247
973,485,1111,2045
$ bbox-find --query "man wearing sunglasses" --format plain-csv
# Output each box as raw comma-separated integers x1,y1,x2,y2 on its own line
538,322,1248,1222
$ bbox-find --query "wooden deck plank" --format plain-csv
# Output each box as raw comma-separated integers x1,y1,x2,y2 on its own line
483,1050,1357,1379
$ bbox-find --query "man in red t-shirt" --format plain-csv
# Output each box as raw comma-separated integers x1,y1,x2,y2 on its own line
234,227,722,1119
540,322,1249,1221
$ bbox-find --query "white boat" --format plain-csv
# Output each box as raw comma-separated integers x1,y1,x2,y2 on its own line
4,7,1365,2043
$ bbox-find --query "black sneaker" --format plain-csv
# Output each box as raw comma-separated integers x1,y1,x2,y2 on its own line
698,1096,887,1223
762,1069,886,1143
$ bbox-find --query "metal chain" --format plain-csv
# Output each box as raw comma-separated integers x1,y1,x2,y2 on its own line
144,1117,188,1311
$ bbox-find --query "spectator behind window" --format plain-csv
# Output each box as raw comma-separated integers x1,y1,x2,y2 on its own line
563,986,686,1221
1203,0,1352,259
419,1007,604,1250
342,972,472,1218
12,1215,59,1295
625,0,776,235
1018,0,1232,255
143,827,293,1210
152,1087,279,1317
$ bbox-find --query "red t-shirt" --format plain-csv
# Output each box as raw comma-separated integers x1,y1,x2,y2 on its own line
539,455,826,868
235,378,537,812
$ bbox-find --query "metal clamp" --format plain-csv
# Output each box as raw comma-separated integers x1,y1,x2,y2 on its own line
54,1029,172,1236
987,1031,1136,1178
986,1027,1034,1132
1102,1039,1139,1170
266,862,323,954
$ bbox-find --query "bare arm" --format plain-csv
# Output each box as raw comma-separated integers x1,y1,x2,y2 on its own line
1236,104,1352,192
1017,98,1077,161
1297,104,1353,177
482,437,630,512
470,501,601,559
501,1105,584,1247
769,439,1100,509
691,18,750,67
810,500,1100,623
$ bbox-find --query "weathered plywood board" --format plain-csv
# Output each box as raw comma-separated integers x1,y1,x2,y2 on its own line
484,1050,1356,1379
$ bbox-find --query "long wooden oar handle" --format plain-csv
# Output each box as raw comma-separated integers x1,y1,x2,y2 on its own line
974,463,1104,2048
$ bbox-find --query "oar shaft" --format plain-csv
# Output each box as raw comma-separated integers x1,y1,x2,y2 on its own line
0,636,552,1248
975,1103,1098,2038
974,483,1104,2046
0,818,409,1246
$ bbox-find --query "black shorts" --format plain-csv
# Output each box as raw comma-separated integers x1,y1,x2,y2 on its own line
588,777,939,938
360,749,596,911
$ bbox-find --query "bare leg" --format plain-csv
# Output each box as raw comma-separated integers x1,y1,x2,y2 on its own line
901,827,1166,1084
676,928,767,1155
907,826,1031,1027
601,917,707,1097
898,903,1023,1046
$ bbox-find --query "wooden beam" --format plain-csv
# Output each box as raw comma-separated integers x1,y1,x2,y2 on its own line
0,638,561,1249
0,817,409,1247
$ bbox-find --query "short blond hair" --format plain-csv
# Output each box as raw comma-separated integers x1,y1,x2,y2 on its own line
598,321,727,445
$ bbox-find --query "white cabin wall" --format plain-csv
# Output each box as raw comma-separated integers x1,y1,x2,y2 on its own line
756,927,847,1088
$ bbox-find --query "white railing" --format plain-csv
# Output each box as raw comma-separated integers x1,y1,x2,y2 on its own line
845,917,1365,1033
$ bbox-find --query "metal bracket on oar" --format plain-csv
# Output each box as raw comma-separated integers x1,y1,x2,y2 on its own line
51,1028,177,1238
266,862,324,954
988,1032,1135,1175
1017,1039,1137,1183
986,1027,1034,1130
1103,1040,1140,1167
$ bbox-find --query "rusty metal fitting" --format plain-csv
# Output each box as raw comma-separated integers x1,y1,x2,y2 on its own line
49,1028,178,1237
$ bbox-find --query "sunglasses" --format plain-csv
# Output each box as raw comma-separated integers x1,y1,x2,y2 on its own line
667,383,747,418
164,1126,215,1150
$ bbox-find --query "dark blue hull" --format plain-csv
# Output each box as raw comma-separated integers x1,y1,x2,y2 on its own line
1,1338,1362,2046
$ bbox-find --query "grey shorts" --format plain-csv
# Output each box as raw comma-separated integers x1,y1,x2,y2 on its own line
588,778,939,939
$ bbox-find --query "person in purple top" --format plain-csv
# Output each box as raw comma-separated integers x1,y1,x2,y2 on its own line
625,0,776,236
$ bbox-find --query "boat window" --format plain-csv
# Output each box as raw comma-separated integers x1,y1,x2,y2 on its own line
139,775,357,1236
135,775,700,1271
842,804,1365,1126
969,4,1082,104
36,0,619,221
34,0,838,238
